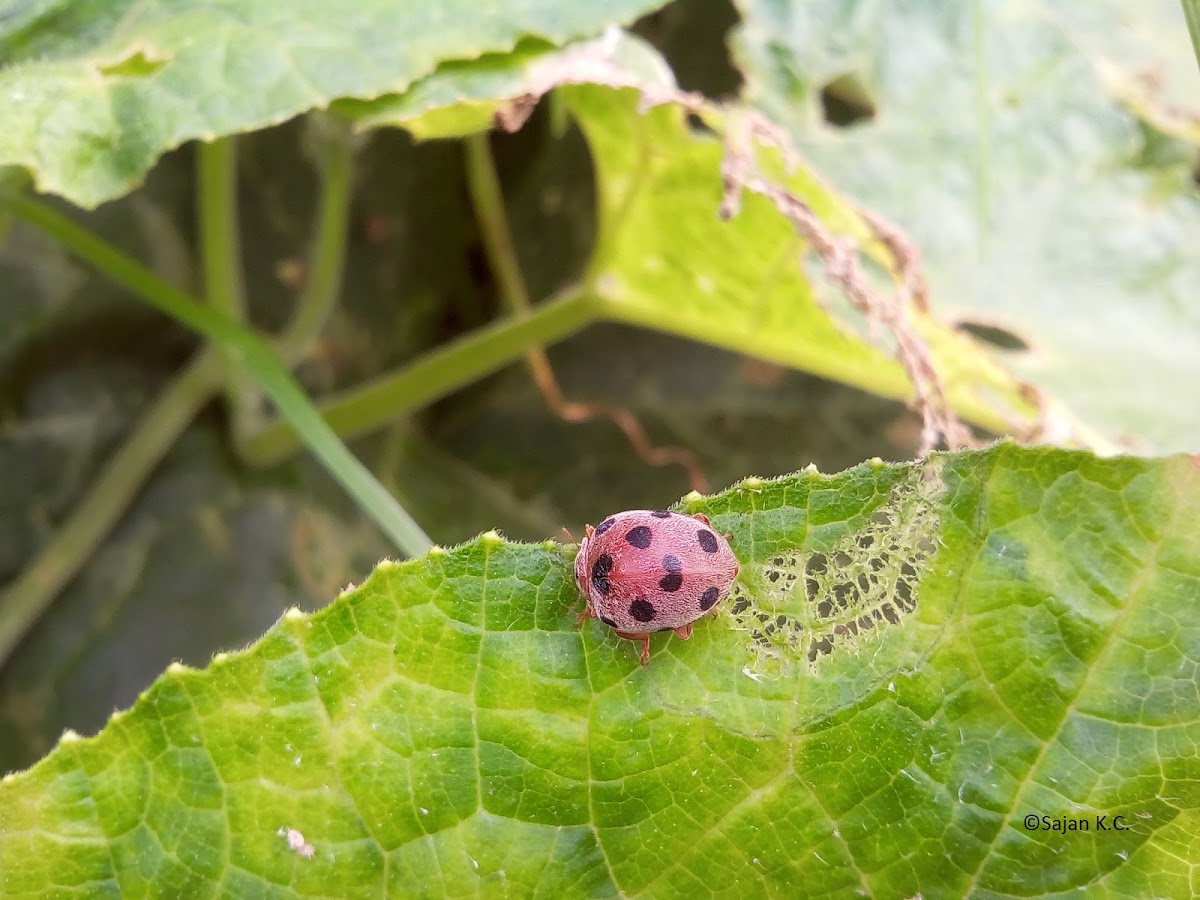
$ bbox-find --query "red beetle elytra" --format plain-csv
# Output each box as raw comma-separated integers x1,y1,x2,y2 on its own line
573,509,739,664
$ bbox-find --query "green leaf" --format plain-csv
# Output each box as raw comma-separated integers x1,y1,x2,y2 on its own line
4,444,1198,896
730,0,1200,452
0,0,669,207
342,31,679,140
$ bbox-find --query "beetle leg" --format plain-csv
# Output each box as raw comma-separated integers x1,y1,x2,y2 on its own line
574,602,595,628
673,623,693,641
584,523,595,539
692,513,711,526
615,631,652,665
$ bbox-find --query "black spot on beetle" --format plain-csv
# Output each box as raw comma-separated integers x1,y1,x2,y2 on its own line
625,525,653,549
659,573,684,592
697,530,719,553
629,598,657,622
595,517,616,536
591,554,613,595
699,586,720,610
651,510,673,518
599,614,617,627
659,554,683,592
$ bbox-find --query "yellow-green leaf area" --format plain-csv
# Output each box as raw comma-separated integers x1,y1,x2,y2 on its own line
2,445,1199,897
560,85,1037,437
349,32,1039,436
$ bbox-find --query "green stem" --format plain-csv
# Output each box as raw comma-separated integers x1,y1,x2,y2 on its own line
464,130,573,405
196,139,251,418
464,133,532,316
197,139,247,322
1,188,433,558
278,120,356,362
1184,0,1200,73
240,290,599,465
0,349,225,669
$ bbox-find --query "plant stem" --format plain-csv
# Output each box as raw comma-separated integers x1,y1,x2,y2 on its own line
197,139,248,322
277,118,356,362
1184,0,1200,73
464,133,534,316
0,349,225,669
1,188,433,557
240,290,599,465
463,132,573,403
197,139,251,420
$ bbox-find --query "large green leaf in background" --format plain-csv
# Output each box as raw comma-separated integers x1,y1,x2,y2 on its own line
327,31,1041,443
0,0,669,207
730,0,1200,453
3,443,1199,897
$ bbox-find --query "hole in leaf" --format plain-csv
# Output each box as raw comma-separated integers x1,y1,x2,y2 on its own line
956,319,1031,352
727,459,941,673
819,73,876,127
632,0,743,99
685,112,718,138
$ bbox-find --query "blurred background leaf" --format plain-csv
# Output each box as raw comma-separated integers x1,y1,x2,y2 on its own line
730,0,1200,451
0,0,669,206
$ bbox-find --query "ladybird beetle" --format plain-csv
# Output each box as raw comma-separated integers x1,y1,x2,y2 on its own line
573,509,739,665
